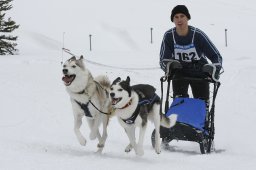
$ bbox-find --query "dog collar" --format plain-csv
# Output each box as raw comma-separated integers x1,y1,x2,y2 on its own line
118,99,132,110
76,89,85,94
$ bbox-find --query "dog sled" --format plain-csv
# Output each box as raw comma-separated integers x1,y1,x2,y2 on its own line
151,60,221,154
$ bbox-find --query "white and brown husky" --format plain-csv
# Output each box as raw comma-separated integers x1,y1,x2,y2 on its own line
62,56,112,153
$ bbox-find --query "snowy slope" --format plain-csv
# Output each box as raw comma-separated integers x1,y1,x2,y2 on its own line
1,0,256,169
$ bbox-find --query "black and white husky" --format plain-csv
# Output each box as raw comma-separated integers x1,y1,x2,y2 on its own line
109,76,177,156
62,56,112,153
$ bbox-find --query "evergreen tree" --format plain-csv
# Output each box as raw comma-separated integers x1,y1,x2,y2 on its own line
0,0,19,55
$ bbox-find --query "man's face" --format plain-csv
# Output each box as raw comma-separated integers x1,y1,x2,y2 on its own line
173,13,188,29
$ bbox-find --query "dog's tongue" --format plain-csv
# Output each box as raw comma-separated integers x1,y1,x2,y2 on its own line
111,98,118,105
112,100,117,105
62,75,72,83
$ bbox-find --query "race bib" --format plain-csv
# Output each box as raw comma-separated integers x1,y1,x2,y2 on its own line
174,44,200,62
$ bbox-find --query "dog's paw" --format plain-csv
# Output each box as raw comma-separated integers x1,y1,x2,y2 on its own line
135,146,144,156
125,144,133,153
96,148,103,154
78,138,87,146
89,132,97,140
95,146,104,154
97,143,104,148
155,145,161,154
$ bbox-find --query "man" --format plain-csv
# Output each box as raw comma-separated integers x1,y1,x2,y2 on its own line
159,5,223,101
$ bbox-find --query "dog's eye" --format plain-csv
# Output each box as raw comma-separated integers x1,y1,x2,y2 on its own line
72,65,76,68
118,89,123,92
110,87,113,91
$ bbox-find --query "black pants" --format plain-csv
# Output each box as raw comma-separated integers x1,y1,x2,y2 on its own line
172,78,209,101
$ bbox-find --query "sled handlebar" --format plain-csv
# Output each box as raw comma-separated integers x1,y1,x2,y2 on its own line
171,76,220,84
163,60,221,84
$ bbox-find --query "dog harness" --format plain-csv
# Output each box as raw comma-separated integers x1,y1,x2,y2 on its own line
122,92,159,124
75,99,112,117
75,100,93,118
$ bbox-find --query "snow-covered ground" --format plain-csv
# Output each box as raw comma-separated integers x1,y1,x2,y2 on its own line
1,0,256,169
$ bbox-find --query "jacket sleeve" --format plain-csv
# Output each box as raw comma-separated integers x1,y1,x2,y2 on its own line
197,29,223,70
159,31,174,72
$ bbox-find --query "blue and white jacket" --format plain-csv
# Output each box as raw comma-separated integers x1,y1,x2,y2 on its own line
160,26,223,75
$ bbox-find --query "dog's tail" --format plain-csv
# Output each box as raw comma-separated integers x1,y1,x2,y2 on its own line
94,75,115,117
94,75,111,89
160,114,177,128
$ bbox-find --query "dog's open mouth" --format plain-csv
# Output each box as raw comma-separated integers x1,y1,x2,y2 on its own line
111,97,122,105
62,74,76,86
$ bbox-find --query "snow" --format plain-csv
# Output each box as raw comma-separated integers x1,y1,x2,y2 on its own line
1,0,256,169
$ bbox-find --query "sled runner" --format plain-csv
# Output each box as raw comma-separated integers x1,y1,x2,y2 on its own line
151,60,221,154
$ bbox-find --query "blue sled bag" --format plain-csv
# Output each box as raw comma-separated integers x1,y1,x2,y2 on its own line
166,97,207,131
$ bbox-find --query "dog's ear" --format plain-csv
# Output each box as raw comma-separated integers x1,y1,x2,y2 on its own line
126,76,130,85
79,55,84,60
76,56,85,70
112,77,121,85
69,56,76,61
125,76,132,97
